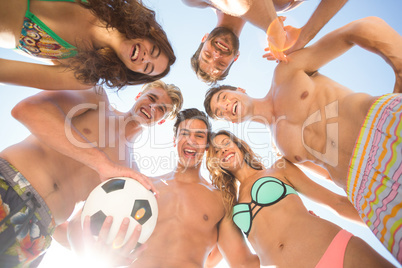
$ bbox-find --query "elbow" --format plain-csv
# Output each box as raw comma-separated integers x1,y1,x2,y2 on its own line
353,17,387,32
11,96,49,122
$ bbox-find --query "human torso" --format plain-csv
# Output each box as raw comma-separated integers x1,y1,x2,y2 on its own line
0,93,135,224
268,62,378,189
0,0,96,60
237,169,343,267
132,173,225,268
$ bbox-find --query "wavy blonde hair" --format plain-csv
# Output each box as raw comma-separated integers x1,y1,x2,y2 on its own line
141,80,183,119
206,130,264,217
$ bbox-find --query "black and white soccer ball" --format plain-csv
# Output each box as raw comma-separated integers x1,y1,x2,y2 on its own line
81,177,158,245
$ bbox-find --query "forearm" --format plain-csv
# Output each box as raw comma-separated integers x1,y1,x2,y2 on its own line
332,196,364,225
0,58,92,90
298,0,348,47
243,0,278,31
346,17,402,80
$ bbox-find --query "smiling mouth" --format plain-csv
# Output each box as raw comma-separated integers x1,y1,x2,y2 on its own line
232,102,238,116
215,41,229,52
140,107,151,119
184,148,197,157
131,44,140,61
223,153,234,162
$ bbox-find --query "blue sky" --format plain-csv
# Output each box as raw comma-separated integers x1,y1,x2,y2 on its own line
1,0,402,267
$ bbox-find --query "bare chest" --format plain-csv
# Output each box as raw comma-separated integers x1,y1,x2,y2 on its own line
156,181,224,232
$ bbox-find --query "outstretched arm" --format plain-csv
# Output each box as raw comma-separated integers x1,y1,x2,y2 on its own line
288,16,402,93
276,158,364,224
285,0,348,55
217,215,260,267
0,58,93,90
11,89,155,192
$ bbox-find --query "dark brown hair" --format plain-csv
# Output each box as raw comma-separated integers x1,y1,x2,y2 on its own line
69,0,176,90
203,85,237,118
173,108,212,142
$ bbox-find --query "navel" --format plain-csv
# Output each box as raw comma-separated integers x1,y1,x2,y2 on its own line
82,128,91,135
203,214,209,221
53,183,59,191
295,155,302,162
300,91,309,100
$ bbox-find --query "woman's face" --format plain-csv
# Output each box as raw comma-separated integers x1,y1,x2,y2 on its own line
212,134,243,172
118,38,169,76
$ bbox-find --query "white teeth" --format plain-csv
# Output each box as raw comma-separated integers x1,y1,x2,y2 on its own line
232,102,238,115
184,149,196,153
140,108,151,119
131,45,139,61
224,153,234,162
216,41,228,51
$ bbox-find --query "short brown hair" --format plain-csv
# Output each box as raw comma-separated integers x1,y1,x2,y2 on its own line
191,27,238,85
203,85,237,118
191,43,234,85
173,108,212,142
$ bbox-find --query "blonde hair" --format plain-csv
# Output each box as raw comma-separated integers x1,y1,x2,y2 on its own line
142,80,183,119
206,130,264,217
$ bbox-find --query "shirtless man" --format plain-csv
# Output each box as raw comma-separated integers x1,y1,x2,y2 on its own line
0,80,183,267
184,0,348,84
131,108,259,267
203,17,402,263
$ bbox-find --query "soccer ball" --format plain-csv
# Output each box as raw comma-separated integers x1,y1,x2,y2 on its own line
81,177,158,245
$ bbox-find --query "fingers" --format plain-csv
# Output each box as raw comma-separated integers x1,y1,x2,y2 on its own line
97,216,113,246
113,217,130,249
132,172,159,198
83,215,95,245
122,224,142,254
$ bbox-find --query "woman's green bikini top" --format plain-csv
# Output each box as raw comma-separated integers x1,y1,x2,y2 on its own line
17,0,87,59
232,176,298,237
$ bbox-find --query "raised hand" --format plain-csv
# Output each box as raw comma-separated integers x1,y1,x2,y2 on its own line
264,17,301,62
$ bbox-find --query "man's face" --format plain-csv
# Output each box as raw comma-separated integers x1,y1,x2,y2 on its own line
198,27,240,79
175,119,209,168
209,88,249,122
132,87,172,126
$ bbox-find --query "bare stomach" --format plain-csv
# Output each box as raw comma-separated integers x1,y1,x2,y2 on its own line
0,138,99,224
250,210,342,267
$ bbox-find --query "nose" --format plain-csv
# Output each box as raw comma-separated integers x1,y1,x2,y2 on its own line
212,50,221,59
218,101,230,111
141,51,150,63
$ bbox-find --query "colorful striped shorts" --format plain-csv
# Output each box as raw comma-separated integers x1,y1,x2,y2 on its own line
347,93,402,263
0,158,55,267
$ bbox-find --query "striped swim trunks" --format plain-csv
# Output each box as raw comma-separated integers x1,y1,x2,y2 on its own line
0,158,55,267
347,93,402,263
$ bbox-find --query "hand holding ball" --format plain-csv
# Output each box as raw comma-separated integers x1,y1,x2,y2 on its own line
81,177,158,245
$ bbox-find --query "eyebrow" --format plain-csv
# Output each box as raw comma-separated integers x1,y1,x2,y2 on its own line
155,46,161,58
201,55,222,72
145,64,155,75
149,93,158,100
180,129,207,135
214,92,223,116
